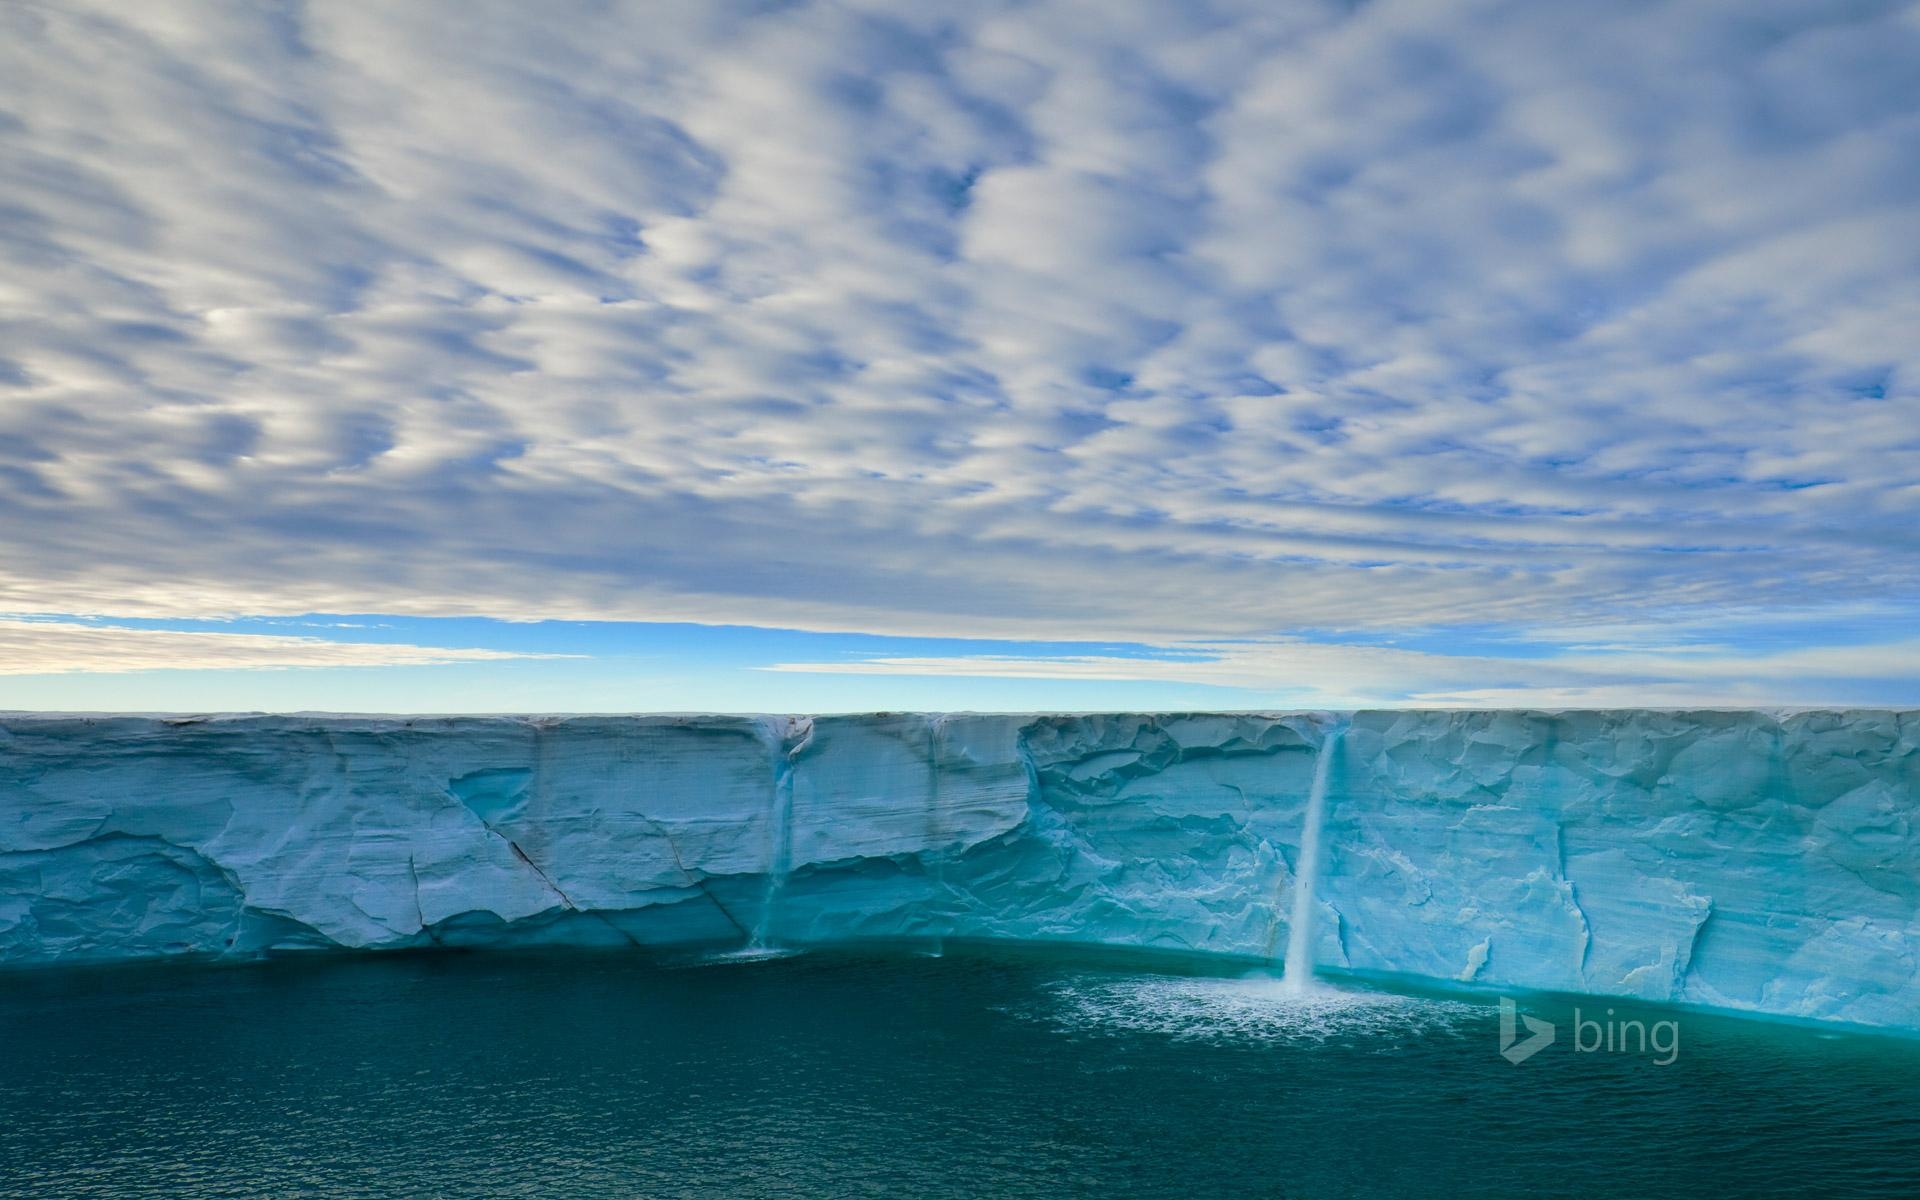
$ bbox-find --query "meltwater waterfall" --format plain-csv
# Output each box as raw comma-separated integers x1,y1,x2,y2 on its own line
749,717,808,951
1281,719,1346,993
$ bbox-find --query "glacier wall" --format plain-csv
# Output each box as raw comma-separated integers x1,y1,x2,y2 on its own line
1,711,1915,1029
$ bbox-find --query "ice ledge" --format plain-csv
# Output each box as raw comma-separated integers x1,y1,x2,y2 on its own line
2,710,1916,1030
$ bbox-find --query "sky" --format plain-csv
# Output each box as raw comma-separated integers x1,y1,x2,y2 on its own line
1,0,1917,713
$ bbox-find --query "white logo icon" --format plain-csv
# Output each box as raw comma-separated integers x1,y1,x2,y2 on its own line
1499,997,1555,1064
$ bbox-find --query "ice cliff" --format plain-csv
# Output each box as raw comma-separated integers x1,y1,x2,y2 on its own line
2,711,1916,1029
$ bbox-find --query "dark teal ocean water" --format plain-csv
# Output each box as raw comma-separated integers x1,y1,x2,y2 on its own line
4,947,1917,1198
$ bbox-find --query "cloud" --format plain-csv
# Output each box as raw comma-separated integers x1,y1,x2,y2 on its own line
764,634,1920,708
0,0,1914,665
0,619,566,675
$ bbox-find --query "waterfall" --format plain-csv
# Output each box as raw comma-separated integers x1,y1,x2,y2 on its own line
924,716,947,958
749,717,807,950
1282,717,1347,994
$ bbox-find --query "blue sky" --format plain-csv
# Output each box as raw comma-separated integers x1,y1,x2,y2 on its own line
2,1,1917,712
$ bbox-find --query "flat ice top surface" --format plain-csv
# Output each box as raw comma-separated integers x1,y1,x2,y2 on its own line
5,947,1918,1200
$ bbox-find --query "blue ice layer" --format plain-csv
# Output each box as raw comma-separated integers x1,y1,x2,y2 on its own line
1,711,1914,1029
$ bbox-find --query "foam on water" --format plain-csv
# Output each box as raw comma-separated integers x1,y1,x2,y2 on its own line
688,945,804,966
1030,972,1482,1047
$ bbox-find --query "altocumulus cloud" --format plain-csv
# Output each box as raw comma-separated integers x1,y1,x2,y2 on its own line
1,1,1917,696
0,619,566,675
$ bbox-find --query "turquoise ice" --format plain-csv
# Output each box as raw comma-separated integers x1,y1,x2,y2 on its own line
1,710,1915,1029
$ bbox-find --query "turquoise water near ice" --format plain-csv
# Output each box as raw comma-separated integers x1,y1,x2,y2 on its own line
4,947,1918,1198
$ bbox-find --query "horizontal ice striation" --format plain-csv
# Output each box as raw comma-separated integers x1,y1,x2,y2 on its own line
1,711,1915,1029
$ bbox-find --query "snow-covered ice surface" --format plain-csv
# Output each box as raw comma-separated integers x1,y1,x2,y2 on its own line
2,710,1915,1030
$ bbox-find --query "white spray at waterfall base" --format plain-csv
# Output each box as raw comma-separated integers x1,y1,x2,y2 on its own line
1027,973,1480,1046
1282,718,1348,994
